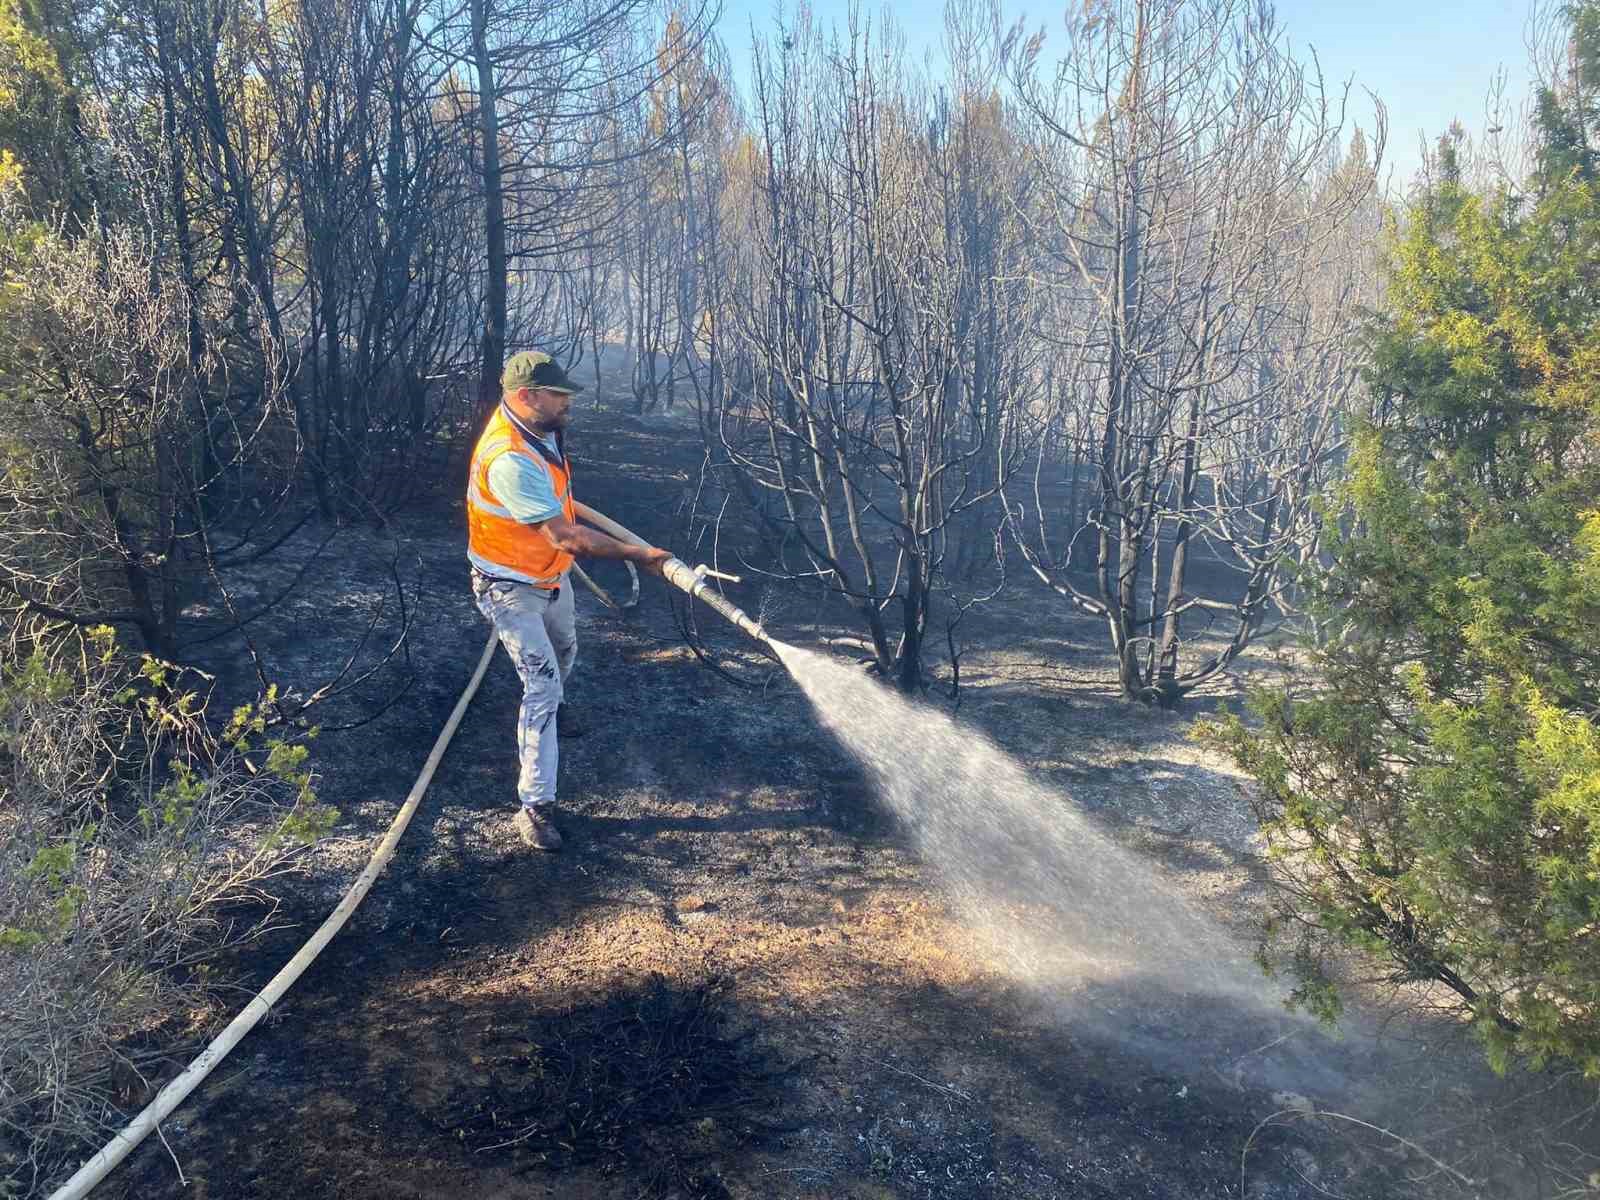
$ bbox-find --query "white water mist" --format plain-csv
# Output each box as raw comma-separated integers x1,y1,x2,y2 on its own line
774,642,1271,1017
762,643,1513,1152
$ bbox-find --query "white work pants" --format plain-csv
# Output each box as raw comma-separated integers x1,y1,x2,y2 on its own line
472,573,577,810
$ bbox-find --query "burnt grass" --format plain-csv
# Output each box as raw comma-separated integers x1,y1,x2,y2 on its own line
443,975,798,1198
93,405,1409,1200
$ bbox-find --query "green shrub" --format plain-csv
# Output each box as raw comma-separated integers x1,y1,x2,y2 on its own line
1201,47,1600,1073
0,626,333,1194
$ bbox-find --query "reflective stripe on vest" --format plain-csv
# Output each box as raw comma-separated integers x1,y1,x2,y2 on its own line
465,406,576,587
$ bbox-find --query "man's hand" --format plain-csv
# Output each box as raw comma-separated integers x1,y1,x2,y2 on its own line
638,546,673,576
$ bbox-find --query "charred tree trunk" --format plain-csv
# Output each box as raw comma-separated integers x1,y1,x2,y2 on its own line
1154,387,1202,706
471,0,507,415
1099,179,1144,701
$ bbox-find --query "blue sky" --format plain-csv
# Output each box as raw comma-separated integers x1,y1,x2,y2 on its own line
1273,0,1537,186
712,0,1541,191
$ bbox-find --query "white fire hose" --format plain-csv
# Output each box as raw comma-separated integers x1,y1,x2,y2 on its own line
46,504,766,1199
45,630,500,1200
573,502,767,642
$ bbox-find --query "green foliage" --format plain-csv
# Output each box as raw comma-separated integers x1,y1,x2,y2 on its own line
1536,2,1600,186
1201,5,1600,1074
0,824,94,951
1,621,336,1189
0,0,91,216
222,689,334,843
263,732,336,844
0,647,72,703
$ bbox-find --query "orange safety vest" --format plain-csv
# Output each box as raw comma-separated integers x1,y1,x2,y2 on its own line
466,405,576,587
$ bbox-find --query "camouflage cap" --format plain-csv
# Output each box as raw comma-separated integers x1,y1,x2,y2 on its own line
502,350,584,394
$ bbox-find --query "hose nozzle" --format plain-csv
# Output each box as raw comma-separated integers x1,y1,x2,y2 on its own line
568,503,768,648
661,558,768,646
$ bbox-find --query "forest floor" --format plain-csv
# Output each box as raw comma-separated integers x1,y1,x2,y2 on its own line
100,398,1582,1200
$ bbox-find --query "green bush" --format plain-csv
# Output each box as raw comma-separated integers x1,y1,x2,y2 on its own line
0,627,333,1194
1201,37,1600,1074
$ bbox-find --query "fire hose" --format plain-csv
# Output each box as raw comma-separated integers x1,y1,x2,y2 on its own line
46,505,768,1200
573,502,768,645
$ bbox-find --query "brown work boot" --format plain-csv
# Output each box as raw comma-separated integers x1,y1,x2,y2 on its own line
512,806,563,851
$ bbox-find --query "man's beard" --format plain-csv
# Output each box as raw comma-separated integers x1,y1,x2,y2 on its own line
529,405,569,434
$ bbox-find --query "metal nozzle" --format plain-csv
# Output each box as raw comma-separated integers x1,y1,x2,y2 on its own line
661,558,768,646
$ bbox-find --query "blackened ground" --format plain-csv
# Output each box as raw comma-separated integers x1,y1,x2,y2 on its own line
97,405,1524,1200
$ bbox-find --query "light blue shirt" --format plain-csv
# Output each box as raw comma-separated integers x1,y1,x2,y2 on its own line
486,433,564,525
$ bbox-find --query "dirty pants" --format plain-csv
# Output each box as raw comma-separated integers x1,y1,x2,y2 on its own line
472,572,576,811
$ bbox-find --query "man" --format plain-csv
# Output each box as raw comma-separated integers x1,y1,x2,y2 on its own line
467,350,673,850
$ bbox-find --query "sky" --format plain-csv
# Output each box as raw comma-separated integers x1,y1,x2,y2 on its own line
712,0,1544,191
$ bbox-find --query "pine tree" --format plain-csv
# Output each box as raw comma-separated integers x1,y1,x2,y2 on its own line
0,0,98,220
1204,3,1600,1073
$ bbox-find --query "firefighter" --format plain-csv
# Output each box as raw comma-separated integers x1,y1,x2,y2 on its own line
466,351,673,849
